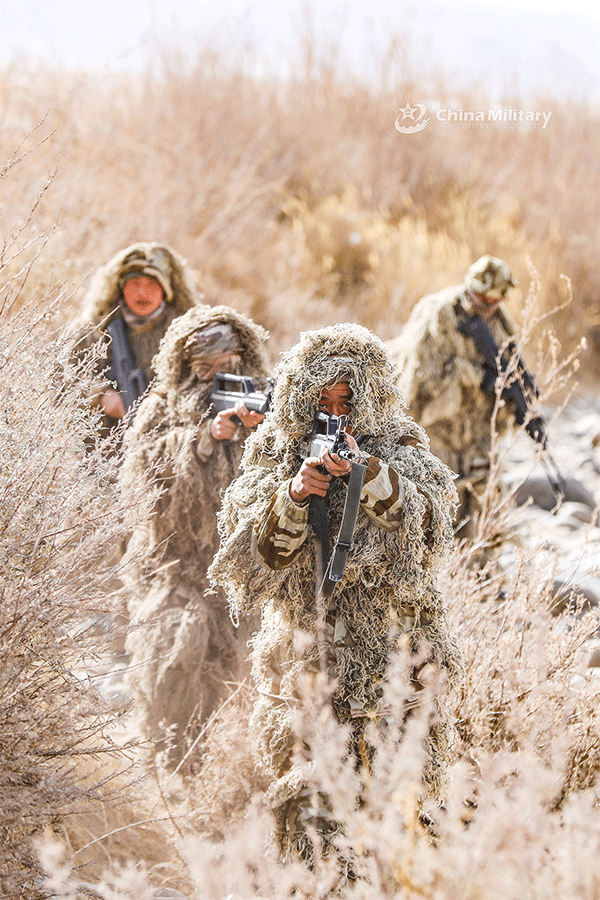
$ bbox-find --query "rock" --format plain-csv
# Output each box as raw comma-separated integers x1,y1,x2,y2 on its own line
512,475,597,511
550,577,600,615
588,647,600,668
570,412,600,446
553,502,596,527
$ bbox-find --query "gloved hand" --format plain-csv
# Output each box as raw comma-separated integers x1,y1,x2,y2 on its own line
525,415,547,447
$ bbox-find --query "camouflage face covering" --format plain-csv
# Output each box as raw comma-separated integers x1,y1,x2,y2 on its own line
464,255,518,300
184,322,242,379
322,356,356,387
185,322,241,359
117,246,174,302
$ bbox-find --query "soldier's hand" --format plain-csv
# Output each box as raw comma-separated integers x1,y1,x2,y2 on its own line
525,415,547,447
320,433,360,476
234,401,264,430
289,457,332,502
210,408,241,441
100,388,127,420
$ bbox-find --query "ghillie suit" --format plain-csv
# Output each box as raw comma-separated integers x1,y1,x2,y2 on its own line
119,304,269,767
387,256,523,543
73,242,199,442
209,323,462,865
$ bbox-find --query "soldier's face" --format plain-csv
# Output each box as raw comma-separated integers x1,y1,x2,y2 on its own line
122,275,165,317
471,291,502,319
190,352,238,382
318,383,353,425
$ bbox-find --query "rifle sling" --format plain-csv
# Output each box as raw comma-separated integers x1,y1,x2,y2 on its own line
319,460,367,598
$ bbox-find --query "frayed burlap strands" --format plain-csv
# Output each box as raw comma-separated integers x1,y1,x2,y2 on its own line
118,304,269,766
120,305,269,571
123,573,245,765
387,284,516,473
149,304,268,392
209,323,462,841
263,323,417,448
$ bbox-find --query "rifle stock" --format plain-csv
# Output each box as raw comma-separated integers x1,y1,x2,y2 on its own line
459,313,545,441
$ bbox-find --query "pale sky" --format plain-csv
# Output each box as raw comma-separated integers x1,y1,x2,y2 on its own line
436,0,597,12
0,0,598,101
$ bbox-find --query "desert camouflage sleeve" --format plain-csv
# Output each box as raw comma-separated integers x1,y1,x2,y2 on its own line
252,481,310,570
358,452,406,531
254,454,408,569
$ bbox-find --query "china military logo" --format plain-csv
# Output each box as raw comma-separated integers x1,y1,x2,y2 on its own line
395,102,430,134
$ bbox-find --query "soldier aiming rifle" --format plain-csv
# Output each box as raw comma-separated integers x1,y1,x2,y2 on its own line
209,324,461,870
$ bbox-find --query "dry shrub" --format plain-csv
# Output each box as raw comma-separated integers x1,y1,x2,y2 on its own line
184,681,269,838
42,683,270,897
39,611,600,898
445,543,600,780
0,302,136,895
0,157,162,896
0,43,597,367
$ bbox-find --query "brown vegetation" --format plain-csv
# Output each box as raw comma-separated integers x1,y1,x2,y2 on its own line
0,46,598,366
0,39,599,899
0,278,154,893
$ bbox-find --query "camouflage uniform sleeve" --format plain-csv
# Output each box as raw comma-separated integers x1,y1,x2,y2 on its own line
195,419,217,462
357,453,405,531
252,481,310,570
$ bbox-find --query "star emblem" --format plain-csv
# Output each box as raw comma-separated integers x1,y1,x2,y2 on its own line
394,102,430,134
398,101,418,120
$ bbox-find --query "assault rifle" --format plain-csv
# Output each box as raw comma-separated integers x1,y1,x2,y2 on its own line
208,371,274,425
300,410,360,463
300,412,366,598
105,316,148,417
458,312,566,498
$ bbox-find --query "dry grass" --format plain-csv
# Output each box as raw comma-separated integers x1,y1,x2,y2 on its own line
0,37,599,899
0,303,155,894
0,47,598,367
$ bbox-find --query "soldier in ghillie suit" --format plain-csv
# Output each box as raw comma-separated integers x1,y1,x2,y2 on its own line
119,304,270,767
387,255,545,544
74,242,199,440
209,323,462,867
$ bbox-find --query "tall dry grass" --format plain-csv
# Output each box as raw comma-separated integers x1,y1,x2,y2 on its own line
0,150,162,896
0,43,598,367
0,35,598,898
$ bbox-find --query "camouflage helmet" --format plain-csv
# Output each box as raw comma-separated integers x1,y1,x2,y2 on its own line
464,255,517,300
117,245,175,302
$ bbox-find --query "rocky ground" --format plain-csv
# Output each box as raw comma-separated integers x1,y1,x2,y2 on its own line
501,390,600,663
